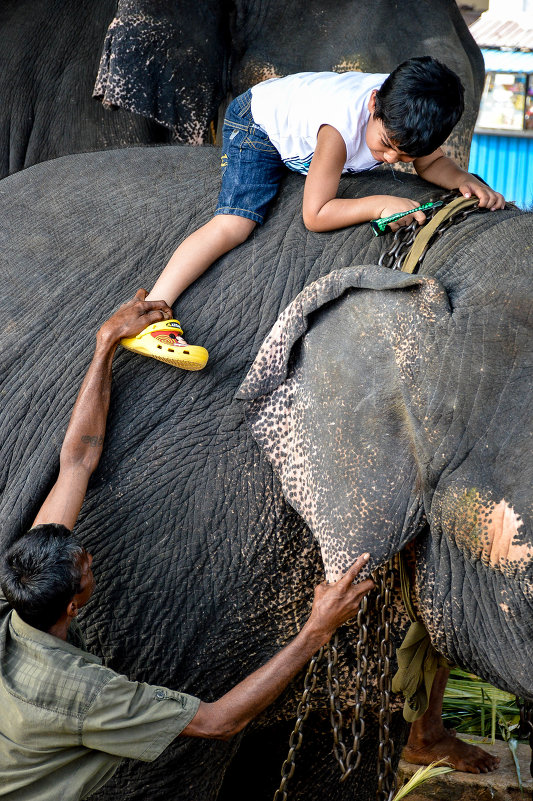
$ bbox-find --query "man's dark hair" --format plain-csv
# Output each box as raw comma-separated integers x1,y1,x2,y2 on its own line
374,56,465,158
0,524,84,632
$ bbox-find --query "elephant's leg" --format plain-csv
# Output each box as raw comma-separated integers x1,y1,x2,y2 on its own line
403,667,500,774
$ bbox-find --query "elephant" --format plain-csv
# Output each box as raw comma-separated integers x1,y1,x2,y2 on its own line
0,143,531,801
1,0,483,178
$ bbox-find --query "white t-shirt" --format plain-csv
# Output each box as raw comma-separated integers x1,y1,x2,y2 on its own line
250,71,388,175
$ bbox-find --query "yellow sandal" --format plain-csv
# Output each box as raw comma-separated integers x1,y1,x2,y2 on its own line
120,320,208,371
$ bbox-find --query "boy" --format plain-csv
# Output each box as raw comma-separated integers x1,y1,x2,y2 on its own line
120,56,505,369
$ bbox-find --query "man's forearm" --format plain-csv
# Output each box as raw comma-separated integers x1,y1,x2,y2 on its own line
204,619,325,740
31,291,173,531
181,556,374,741
59,334,117,474
32,336,117,530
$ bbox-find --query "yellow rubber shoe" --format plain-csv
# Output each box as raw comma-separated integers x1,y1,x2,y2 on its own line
120,319,208,371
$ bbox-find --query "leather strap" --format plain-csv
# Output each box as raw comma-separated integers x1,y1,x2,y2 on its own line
401,195,479,274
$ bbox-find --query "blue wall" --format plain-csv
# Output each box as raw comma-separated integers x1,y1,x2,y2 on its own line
468,132,533,210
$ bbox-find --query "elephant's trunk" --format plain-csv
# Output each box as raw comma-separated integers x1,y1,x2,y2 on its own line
417,485,533,700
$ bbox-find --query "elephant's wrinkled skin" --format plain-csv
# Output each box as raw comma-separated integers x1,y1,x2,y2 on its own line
1,0,483,178
0,146,530,799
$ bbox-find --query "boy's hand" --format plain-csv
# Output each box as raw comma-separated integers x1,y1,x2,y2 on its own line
378,196,428,231
458,178,505,211
304,554,375,645
97,289,173,346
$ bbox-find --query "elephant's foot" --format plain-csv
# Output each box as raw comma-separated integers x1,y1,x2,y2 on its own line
403,723,500,774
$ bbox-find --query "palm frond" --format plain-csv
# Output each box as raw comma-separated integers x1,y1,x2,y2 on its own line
393,760,454,801
442,668,521,742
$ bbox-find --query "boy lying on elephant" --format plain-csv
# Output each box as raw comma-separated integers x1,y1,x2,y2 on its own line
120,55,505,370
0,292,375,801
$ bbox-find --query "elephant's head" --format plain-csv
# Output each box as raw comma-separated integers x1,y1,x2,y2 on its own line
238,211,533,699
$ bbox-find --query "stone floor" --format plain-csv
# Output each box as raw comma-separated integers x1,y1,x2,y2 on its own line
397,735,533,801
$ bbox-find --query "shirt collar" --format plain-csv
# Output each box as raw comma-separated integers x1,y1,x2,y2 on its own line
10,611,102,664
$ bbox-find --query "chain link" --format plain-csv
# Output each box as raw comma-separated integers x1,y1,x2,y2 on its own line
273,566,392,801
375,562,396,801
326,594,369,781
377,190,489,273
272,646,324,801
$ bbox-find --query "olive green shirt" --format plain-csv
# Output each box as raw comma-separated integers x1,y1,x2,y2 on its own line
0,589,200,800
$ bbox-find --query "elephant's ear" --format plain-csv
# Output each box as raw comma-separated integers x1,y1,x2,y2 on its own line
93,0,225,140
237,264,452,580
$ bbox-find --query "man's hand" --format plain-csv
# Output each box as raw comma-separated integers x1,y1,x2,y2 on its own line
97,289,173,347
304,554,375,645
458,178,505,211
182,552,375,740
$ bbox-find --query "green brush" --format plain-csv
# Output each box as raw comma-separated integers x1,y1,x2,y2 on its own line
370,200,443,236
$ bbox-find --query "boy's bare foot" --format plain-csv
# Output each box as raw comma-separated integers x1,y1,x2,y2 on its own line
403,724,500,774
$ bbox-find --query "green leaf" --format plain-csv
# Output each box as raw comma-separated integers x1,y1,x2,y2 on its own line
442,668,526,744
392,761,454,801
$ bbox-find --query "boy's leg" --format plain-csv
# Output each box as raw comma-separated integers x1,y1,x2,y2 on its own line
123,90,282,370
403,666,500,773
146,214,256,306
121,213,255,370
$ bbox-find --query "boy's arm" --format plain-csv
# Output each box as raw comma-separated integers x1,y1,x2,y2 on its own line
302,125,427,232
414,150,505,210
32,290,172,531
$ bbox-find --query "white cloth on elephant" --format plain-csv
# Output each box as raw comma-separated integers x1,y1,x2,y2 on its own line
250,71,387,175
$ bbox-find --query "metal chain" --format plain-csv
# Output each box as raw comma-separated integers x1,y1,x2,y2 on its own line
272,646,324,801
326,594,369,781
375,561,396,801
377,190,489,273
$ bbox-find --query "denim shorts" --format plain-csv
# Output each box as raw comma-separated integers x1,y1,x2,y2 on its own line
214,89,285,225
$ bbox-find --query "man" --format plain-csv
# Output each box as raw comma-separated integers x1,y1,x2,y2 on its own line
0,290,374,800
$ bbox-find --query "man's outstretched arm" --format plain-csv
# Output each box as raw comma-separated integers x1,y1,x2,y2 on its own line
32,290,172,530
181,554,375,741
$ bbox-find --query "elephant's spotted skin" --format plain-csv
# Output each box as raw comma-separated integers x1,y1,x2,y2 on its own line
0,0,172,179
237,267,441,582
443,492,532,574
0,146,530,799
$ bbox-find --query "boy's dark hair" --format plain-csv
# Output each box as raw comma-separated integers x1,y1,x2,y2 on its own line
0,524,84,632
374,56,465,158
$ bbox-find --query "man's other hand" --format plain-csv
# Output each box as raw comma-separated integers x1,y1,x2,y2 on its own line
305,554,375,645
98,289,173,346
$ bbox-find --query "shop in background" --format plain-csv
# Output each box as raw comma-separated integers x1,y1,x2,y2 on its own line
468,48,533,208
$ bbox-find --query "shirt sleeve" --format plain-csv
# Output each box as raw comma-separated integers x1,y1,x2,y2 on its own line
82,674,200,762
